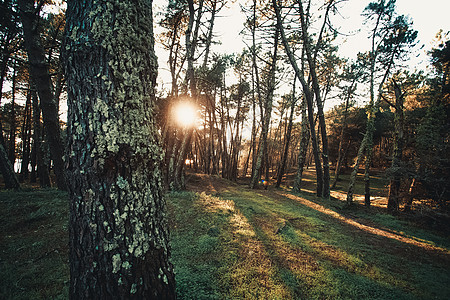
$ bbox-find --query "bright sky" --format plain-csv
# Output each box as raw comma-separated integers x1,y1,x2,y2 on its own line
153,0,450,89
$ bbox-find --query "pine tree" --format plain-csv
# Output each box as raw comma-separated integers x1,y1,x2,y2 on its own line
64,1,176,298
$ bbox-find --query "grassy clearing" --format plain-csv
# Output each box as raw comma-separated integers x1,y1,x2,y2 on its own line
177,174,450,299
1,174,449,299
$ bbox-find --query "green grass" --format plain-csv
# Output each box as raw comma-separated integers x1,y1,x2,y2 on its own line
1,176,449,299
0,189,69,299
166,191,228,299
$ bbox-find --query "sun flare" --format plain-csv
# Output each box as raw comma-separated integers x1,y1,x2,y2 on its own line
173,102,198,127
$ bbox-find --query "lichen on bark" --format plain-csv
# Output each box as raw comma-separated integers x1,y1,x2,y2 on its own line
64,0,175,298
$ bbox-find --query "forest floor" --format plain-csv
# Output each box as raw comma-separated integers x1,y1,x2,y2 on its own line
1,171,450,299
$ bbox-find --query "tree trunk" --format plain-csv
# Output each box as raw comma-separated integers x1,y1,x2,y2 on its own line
173,128,194,189
30,87,51,187
0,142,20,189
18,0,67,190
273,0,324,196
331,86,352,189
293,98,310,192
20,89,32,181
169,0,206,190
0,40,13,148
387,79,405,211
296,0,331,199
64,1,176,298
364,144,374,206
404,178,416,212
250,28,278,189
276,82,296,188
8,60,16,165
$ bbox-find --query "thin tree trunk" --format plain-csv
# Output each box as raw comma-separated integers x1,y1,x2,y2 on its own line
0,46,11,148
296,0,331,199
30,87,51,187
171,0,207,189
404,178,416,212
331,87,352,189
19,0,67,190
276,81,296,188
293,98,310,192
273,0,324,196
364,144,374,206
387,79,404,211
8,60,16,165
250,28,278,189
202,0,218,68
20,89,32,181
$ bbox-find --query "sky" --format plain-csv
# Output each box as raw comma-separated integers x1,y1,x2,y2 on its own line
153,0,450,91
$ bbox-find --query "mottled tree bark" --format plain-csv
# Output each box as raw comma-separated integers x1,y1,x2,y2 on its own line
64,1,175,299
18,0,67,190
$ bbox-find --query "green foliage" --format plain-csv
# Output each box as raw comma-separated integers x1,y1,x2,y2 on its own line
429,32,450,96
415,103,450,205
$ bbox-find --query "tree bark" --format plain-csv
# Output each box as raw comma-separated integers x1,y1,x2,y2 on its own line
64,1,175,298
8,60,16,165
18,0,67,190
0,142,20,189
293,97,310,192
387,79,404,211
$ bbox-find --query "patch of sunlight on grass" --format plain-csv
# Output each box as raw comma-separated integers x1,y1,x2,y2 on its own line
276,224,415,299
195,192,291,299
174,176,450,299
281,192,450,254
280,219,450,299
167,191,226,299
168,189,292,299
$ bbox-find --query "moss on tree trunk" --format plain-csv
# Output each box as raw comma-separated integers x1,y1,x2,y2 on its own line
64,1,175,298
